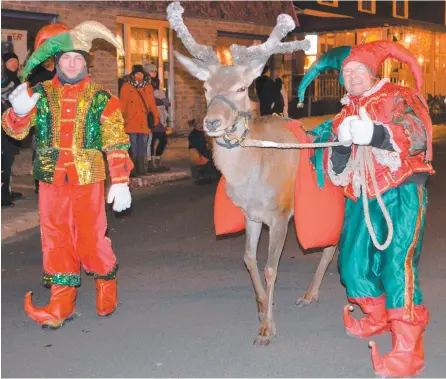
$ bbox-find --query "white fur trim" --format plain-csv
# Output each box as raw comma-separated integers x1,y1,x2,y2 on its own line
362,78,390,97
327,147,353,187
371,121,402,173
340,95,350,105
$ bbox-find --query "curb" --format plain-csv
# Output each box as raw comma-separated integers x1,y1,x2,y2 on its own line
129,169,191,189
2,208,40,241
1,169,191,241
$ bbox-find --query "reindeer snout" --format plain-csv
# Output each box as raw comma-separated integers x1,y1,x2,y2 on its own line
204,118,222,132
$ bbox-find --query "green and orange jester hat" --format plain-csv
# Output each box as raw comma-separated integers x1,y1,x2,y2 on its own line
22,21,124,80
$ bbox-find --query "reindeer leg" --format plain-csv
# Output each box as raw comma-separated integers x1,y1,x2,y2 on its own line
296,245,337,307
243,218,267,322
254,218,288,346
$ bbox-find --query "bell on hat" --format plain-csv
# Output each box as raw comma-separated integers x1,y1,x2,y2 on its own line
297,46,352,108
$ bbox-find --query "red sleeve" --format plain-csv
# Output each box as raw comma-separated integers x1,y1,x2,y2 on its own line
1,107,36,140
100,96,134,184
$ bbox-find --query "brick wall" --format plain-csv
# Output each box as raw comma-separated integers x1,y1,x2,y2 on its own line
2,1,275,131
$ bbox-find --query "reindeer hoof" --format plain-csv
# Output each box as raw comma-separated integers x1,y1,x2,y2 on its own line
295,291,319,307
254,335,272,346
254,319,276,346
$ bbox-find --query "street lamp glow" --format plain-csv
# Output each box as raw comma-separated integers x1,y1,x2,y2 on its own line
305,35,318,55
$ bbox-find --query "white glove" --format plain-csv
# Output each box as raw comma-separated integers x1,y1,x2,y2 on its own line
350,107,374,145
337,115,358,146
8,83,40,116
107,183,132,212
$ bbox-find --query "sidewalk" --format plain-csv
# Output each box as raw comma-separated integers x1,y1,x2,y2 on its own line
1,136,191,240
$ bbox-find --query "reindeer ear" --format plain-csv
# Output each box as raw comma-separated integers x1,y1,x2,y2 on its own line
174,51,212,81
247,58,267,80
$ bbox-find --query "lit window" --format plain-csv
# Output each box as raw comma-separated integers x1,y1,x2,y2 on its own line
305,35,318,56
317,0,339,7
359,0,376,14
393,0,408,19
304,55,317,72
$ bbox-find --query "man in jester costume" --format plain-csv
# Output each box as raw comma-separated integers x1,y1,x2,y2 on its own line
2,22,133,328
298,41,434,377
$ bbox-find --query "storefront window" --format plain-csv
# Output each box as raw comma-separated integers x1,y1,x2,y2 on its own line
116,17,171,90
129,27,158,68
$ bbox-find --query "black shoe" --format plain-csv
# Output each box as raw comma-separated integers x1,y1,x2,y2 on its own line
1,200,15,208
11,191,23,200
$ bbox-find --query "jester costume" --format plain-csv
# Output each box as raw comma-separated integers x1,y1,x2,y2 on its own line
299,41,434,377
1,22,133,328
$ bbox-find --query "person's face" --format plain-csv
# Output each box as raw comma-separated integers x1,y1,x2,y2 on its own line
148,70,157,78
58,52,86,79
5,58,19,72
42,58,55,71
342,61,374,96
134,72,144,81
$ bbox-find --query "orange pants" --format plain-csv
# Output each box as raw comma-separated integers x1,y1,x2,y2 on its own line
39,181,117,287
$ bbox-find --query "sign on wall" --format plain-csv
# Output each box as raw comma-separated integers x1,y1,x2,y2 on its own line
1,29,28,70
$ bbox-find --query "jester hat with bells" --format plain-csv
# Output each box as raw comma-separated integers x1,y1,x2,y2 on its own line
22,21,125,80
342,40,432,160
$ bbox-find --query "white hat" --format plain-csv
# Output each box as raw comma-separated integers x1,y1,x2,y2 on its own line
143,63,157,73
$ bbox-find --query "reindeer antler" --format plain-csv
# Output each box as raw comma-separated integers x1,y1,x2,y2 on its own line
166,1,220,66
230,14,310,66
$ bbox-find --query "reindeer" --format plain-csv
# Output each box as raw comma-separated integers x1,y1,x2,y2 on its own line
167,2,338,346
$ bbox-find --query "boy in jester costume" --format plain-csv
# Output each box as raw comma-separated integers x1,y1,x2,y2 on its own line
2,22,133,328
298,41,434,377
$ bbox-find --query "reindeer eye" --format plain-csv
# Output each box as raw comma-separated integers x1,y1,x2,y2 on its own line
237,87,247,93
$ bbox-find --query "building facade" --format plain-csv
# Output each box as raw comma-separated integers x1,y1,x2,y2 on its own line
1,1,298,132
292,0,446,115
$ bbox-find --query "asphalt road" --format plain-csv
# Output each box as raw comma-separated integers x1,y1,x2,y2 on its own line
2,145,446,378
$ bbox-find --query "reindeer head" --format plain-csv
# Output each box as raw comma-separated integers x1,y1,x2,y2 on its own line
167,1,310,137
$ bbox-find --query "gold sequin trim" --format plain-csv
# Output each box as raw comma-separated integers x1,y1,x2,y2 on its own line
404,185,424,321
101,109,130,151
74,83,103,150
107,152,128,159
1,110,36,141
43,82,62,147
74,149,106,185
112,176,129,182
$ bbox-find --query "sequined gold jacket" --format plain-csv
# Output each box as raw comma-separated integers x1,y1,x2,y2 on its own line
2,75,133,185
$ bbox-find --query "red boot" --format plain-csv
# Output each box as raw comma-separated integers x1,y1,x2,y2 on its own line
24,285,76,329
96,278,117,317
344,296,391,338
370,306,429,377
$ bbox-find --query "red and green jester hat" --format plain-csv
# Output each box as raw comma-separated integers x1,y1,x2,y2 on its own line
329,40,434,378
